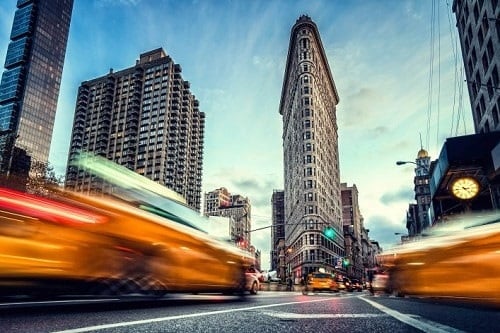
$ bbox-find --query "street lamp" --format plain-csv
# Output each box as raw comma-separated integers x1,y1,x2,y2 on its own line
394,232,409,244
396,161,416,166
396,160,430,174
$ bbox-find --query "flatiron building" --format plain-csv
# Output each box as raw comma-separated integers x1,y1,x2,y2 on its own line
279,15,344,279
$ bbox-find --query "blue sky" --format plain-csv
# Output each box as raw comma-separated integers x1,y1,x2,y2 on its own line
0,0,472,270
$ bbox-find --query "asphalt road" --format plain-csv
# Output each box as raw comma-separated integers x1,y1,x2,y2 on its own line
1,291,498,333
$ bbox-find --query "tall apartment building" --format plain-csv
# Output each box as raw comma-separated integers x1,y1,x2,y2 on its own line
203,187,251,248
453,0,499,133
341,183,364,280
270,190,285,272
0,0,74,179
279,15,344,279
65,48,205,210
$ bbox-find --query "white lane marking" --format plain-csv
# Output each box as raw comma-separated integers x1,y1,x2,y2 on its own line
261,310,388,319
0,299,120,307
360,296,467,333
51,297,339,333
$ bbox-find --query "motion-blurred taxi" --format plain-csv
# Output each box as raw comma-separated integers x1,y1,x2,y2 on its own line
0,154,254,297
303,272,338,294
378,212,500,304
0,187,121,296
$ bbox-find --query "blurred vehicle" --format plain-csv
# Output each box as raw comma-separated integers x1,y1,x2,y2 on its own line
245,266,261,294
350,279,363,292
0,154,254,298
0,187,124,297
303,272,338,294
378,212,500,304
264,270,281,282
335,276,347,291
344,277,353,291
370,271,389,293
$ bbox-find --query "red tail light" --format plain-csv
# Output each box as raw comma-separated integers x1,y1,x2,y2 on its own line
0,187,107,225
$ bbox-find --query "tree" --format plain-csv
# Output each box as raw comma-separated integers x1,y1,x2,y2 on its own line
26,160,64,196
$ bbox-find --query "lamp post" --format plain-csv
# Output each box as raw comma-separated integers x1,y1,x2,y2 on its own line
396,160,416,166
396,160,430,174
394,232,409,244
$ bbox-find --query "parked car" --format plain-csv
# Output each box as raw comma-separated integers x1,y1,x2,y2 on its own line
303,272,338,294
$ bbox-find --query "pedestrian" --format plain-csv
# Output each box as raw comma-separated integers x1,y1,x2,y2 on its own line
367,269,374,295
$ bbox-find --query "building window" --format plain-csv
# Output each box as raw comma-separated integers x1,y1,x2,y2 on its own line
480,95,486,112
482,52,488,73
493,104,499,128
487,78,494,99
486,39,493,62
473,3,479,23
492,65,499,88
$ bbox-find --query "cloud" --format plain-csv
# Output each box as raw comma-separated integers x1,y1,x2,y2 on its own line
380,187,414,206
94,0,141,7
364,214,407,251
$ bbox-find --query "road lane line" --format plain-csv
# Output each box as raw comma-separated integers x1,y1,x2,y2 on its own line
360,296,467,333
51,297,339,333
260,310,388,319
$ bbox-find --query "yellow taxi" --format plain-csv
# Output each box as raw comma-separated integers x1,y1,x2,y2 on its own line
303,272,338,294
378,212,500,304
0,186,123,296
0,154,254,297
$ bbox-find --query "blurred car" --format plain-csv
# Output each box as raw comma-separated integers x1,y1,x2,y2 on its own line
0,187,125,297
350,279,363,292
335,276,347,291
378,212,500,303
370,271,389,293
303,272,338,294
344,277,353,291
245,266,261,294
264,270,281,282
0,154,255,298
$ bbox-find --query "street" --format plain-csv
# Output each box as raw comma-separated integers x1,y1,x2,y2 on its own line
1,291,498,333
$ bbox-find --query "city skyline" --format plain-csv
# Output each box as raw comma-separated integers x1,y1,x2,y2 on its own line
0,0,473,270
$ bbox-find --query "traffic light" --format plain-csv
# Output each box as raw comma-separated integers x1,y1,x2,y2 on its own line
342,258,350,267
323,226,336,240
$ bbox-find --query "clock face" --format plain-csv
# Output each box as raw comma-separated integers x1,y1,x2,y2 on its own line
451,177,480,200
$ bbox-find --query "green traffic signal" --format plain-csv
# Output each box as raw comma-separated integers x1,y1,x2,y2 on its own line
323,226,336,240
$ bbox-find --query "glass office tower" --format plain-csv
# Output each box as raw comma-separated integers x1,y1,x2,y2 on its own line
0,0,74,180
